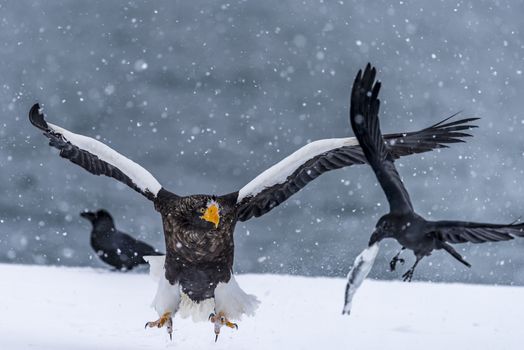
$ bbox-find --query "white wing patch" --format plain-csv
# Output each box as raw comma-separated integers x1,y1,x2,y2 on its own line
238,137,359,202
47,122,162,196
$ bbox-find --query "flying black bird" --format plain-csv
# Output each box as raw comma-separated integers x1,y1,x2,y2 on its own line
80,209,162,270
342,64,524,315
28,94,475,340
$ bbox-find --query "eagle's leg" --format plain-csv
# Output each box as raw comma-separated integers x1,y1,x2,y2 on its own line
389,247,406,271
209,311,238,342
145,312,173,340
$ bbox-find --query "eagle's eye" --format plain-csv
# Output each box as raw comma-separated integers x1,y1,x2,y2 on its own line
199,201,220,228
198,208,206,214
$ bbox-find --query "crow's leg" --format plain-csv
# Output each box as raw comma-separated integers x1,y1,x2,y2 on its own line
145,312,174,340
209,311,238,342
389,247,406,271
402,257,421,282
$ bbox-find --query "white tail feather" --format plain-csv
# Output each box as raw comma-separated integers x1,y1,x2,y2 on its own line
178,295,215,322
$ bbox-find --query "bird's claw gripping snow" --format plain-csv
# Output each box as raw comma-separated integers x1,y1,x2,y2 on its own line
209,312,238,342
145,312,173,340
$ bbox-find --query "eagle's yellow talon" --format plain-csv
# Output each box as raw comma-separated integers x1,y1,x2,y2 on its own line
210,311,238,341
226,321,238,330
145,312,173,339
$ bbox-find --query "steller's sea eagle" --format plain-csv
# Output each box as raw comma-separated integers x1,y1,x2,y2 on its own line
28,83,476,340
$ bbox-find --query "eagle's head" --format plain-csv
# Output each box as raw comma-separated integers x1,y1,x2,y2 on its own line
199,199,221,229
178,195,222,230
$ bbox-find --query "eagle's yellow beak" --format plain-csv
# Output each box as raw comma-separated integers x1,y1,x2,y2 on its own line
201,203,220,228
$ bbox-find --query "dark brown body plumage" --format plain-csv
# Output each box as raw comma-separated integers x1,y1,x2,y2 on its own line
154,189,238,301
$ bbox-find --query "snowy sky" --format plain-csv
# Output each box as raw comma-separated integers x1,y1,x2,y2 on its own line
1,0,524,285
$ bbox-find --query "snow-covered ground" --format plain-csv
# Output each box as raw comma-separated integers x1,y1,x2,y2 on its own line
1,264,522,350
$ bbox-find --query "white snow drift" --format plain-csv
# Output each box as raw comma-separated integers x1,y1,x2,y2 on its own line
0,263,523,350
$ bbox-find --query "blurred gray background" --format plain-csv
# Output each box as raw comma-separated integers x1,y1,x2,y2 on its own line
1,0,524,284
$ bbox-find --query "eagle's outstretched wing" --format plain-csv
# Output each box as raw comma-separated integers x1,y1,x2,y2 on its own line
29,103,162,201
235,112,477,221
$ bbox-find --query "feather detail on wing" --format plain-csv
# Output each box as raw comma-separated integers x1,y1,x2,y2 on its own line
236,137,362,221
29,103,162,200
236,95,477,221
432,220,524,244
349,63,413,214
384,114,479,157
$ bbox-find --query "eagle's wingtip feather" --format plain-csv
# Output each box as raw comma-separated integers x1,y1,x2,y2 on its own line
29,103,49,131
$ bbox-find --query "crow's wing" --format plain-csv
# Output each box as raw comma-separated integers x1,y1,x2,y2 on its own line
431,220,524,244
384,114,478,156
29,104,163,201
115,231,162,257
349,63,414,214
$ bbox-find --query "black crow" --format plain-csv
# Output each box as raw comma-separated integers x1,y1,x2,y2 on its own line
80,209,162,270
342,64,524,314
29,94,476,339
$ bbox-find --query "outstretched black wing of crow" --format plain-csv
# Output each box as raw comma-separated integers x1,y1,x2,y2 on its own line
432,220,524,244
349,63,414,214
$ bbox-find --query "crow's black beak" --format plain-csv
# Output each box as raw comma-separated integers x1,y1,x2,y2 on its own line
80,212,96,221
